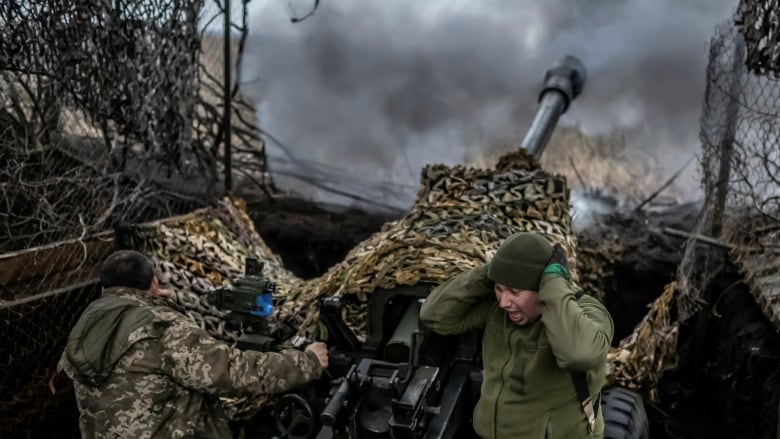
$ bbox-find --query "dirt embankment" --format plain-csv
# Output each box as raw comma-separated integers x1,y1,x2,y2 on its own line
248,197,400,280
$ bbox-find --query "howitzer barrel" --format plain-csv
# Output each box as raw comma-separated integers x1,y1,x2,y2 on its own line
520,55,587,159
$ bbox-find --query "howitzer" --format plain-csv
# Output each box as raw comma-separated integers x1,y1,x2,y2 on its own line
247,54,646,439
297,55,591,439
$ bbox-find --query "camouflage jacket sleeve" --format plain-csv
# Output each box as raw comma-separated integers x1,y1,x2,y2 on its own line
420,265,496,335
538,274,614,371
158,313,323,397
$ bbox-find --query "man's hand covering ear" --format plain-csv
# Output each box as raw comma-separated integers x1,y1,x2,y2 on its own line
543,243,570,281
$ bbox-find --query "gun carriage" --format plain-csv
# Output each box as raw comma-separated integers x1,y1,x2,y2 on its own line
216,56,647,439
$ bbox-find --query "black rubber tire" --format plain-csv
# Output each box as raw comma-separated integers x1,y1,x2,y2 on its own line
601,387,649,439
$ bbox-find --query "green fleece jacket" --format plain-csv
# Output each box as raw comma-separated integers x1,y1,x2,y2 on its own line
419,265,614,439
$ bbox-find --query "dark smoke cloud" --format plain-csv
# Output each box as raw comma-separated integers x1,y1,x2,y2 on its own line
241,0,736,209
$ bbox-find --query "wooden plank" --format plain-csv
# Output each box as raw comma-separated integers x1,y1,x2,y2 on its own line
0,232,114,287
0,278,100,309
0,209,205,299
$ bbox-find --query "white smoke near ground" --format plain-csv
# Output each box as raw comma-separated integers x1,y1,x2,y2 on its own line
241,0,736,212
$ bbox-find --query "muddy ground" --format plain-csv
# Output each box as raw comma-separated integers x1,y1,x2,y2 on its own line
250,196,780,439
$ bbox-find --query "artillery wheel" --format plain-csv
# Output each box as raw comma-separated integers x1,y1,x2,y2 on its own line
273,393,316,439
601,387,649,439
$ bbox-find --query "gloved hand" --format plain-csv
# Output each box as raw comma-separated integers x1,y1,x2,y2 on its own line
543,243,570,281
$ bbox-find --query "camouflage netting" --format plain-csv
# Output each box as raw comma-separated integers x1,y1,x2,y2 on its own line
0,0,267,254
737,0,780,77
607,282,679,403
573,227,623,304
277,149,580,340
678,19,780,330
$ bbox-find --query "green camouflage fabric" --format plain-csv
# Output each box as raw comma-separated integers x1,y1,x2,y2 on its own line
58,287,322,439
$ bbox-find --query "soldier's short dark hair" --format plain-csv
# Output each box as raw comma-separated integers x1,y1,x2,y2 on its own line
100,250,155,290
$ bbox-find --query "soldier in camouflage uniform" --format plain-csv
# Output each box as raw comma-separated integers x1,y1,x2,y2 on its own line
58,250,328,439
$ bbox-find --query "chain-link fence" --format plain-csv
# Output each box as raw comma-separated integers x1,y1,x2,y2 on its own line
674,12,780,437
677,15,780,330
737,0,780,78
0,1,268,436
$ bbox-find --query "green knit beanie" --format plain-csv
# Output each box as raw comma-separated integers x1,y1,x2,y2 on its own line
486,232,553,291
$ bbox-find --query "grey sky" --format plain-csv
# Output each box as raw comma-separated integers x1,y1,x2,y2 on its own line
241,0,736,209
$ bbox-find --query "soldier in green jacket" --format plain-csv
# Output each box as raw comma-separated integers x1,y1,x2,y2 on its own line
420,232,614,439
59,250,329,439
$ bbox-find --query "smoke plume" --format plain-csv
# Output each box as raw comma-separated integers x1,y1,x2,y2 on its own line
241,0,736,210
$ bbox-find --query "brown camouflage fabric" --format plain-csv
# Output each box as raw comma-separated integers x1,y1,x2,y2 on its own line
58,287,322,439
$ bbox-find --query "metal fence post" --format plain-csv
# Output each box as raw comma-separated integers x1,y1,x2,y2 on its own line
711,36,744,238
223,0,232,192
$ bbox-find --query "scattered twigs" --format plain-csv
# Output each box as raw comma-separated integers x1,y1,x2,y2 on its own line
663,227,733,249
664,226,780,254
569,156,589,191
289,0,321,23
634,155,695,213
